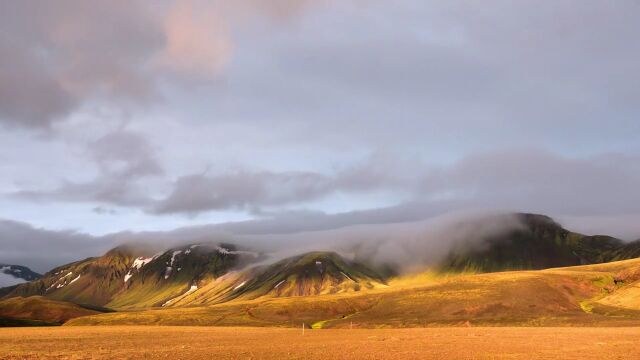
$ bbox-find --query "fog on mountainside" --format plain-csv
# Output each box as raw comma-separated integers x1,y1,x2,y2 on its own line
4,210,640,275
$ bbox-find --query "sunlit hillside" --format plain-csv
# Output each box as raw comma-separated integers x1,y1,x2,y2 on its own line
66,257,640,328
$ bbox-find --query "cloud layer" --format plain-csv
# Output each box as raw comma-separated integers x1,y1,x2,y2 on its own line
1,1,639,268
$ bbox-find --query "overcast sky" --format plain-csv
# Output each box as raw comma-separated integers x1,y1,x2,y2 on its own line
1,0,640,271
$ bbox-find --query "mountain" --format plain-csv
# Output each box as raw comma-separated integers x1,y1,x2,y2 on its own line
0,264,42,288
107,243,258,308
233,252,387,298
2,243,261,309
439,213,636,272
3,213,640,313
2,246,387,310
165,251,388,307
3,247,137,306
603,240,640,261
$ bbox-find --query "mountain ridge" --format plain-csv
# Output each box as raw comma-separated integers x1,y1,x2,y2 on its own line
0,264,42,289
3,213,640,312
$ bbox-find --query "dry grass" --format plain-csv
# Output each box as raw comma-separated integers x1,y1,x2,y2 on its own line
2,326,640,359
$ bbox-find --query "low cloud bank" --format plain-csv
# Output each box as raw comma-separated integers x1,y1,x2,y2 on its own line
0,211,522,273
4,209,640,274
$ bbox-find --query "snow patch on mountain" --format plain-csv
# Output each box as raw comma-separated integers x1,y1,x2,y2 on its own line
340,271,355,282
125,256,154,283
162,284,199,307
132,257,153,270
170,251,182,266
69,274,81,284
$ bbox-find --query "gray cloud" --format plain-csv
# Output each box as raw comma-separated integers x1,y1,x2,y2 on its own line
2,211,519,274
420,150,640,216
92,206,118,216
13,129,162,207
152,152,414,215
153,171,332,214
195,0,639,155
0,219,114,273
0,0,319,129
149,149,640,220
90,129,163,179
0,0,639,257
0,1,162,128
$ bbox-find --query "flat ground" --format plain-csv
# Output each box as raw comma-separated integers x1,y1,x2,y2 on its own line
1,326,639,359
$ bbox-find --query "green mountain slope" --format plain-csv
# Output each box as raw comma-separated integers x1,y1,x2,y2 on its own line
439,213,636,272
2,247,136,306
234,252,387,299
159,251,388,307
2,243,258,309
108,243,255,309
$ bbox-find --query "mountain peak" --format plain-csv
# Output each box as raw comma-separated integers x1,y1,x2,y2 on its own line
0,264,42,288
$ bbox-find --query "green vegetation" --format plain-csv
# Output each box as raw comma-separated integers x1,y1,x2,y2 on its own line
439,214,636,273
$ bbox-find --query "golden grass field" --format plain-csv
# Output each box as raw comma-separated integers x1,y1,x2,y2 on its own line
2,326,640,359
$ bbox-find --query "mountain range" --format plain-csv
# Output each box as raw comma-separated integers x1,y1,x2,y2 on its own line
2,213,640,326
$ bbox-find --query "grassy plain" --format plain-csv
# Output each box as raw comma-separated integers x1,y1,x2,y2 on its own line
2,326,640,359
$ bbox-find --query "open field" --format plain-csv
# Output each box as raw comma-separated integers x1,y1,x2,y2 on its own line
2,326,640,359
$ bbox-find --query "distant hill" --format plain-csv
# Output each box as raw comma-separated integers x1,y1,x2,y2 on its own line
0,296,104,326
0,264,42,288
439,213,638,272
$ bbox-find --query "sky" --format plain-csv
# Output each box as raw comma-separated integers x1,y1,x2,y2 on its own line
1,0,640,272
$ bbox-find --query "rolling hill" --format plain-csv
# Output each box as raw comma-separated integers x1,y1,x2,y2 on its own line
0,264,42,288
0,296,106,326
